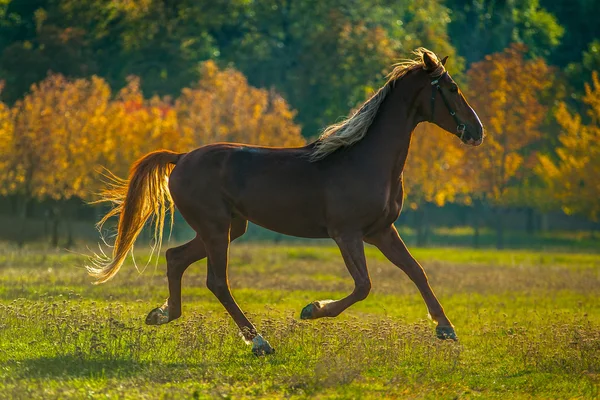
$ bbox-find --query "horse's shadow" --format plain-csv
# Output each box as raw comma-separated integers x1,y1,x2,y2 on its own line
14,354,198,379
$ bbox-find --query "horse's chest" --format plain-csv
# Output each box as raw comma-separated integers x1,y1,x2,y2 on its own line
367,193,403,231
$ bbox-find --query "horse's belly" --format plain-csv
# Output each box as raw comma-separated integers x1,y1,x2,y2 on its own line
232,186,329,238
245,214,330,238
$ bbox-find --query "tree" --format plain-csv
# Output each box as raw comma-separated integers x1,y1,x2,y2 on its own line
0,61,304,245
466,44,553,248
216,0,463,136
541,0,600,68
537,71,600,223
8,74,113,245
0,2,97,103
447,0,564,65
0,0,463,139
175,60,304,150
0,82,15,197
103,77,180,178
565,40,600,103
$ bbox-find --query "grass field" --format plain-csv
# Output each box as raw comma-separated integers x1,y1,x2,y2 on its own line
0,243,599,399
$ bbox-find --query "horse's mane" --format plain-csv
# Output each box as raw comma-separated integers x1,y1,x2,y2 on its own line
309,48,445,161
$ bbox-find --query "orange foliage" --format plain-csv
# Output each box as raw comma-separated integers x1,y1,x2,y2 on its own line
176,61,304,149
9,74,112,200
0,63,303,202
404,123,470,208
538,71,600,221
466,44,553,203
0,83,15,195
104,77,180,177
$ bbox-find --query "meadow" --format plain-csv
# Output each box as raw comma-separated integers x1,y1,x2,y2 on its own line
0,243,598,399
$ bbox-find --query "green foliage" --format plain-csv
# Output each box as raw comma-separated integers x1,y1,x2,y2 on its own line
212,0,463,136
447,0,563,65
0,0,464,137
541,0,600,67
565,40,600,100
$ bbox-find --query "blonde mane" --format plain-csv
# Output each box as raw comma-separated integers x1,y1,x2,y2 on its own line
309,48,445,161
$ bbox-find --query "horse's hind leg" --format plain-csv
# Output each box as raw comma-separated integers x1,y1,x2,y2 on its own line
145,217,248,325
145,237,205,325
203,220,274,355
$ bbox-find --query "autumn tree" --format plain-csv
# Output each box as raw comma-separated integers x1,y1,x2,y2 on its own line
404,123,470,245
104,77,180,178
175,60,304,150
0,61,303,246
466,44,553,248
0,82,15,197
215,0,463,136
537,71,600,224
8,74,113,245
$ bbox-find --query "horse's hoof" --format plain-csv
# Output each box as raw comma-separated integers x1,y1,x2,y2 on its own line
145,307,169,325
300,300,334,319
252,334,275,356
300,303,317,320
436,325,458,341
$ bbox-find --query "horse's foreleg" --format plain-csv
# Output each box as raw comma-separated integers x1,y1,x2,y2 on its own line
366,225,457,340
301,233,371,319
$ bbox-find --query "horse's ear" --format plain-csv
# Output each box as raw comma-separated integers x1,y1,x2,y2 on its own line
441,56,449,66
422,52,439,72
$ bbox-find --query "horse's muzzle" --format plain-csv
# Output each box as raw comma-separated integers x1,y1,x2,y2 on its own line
460,124,484,146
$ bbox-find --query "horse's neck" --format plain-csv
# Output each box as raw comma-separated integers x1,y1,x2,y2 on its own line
353,74,424,178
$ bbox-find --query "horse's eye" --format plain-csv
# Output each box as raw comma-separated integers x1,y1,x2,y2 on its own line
450,84,458,93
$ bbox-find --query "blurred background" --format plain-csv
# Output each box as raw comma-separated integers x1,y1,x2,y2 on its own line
0,0,598,251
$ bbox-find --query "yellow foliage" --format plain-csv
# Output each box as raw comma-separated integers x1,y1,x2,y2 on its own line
404,123,469,207
537,71,600,221
0,84,15,195
466,44,552,203
0,63,304,202
176,61,304,150
9,74,112,200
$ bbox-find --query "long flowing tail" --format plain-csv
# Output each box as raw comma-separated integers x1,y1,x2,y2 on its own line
87,150,183,284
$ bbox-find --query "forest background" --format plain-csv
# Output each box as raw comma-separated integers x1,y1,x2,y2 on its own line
0,0,598,250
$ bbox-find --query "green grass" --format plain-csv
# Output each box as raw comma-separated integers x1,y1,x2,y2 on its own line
0,244,599,399
239,223,600,252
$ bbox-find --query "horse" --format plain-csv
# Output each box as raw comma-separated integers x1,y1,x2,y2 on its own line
88,48,484,356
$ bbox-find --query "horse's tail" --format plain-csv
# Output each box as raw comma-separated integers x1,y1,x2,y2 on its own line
87,150,184,284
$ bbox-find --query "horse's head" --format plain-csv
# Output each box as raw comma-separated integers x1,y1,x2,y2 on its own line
419,50,484,146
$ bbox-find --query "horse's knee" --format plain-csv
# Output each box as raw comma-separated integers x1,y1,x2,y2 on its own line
406,263,429,283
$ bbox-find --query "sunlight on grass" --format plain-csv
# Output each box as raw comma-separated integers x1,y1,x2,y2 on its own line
0,244,599,399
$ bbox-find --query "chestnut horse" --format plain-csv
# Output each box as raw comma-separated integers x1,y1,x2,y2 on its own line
88,48,484,355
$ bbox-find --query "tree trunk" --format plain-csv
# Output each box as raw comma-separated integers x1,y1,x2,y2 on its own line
496,208,505,249
525,207,535,234
472,202,480,249
17,196,30,248
65,203,74,249
416,205,429,247
51,206,60,248
540,213,549,232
